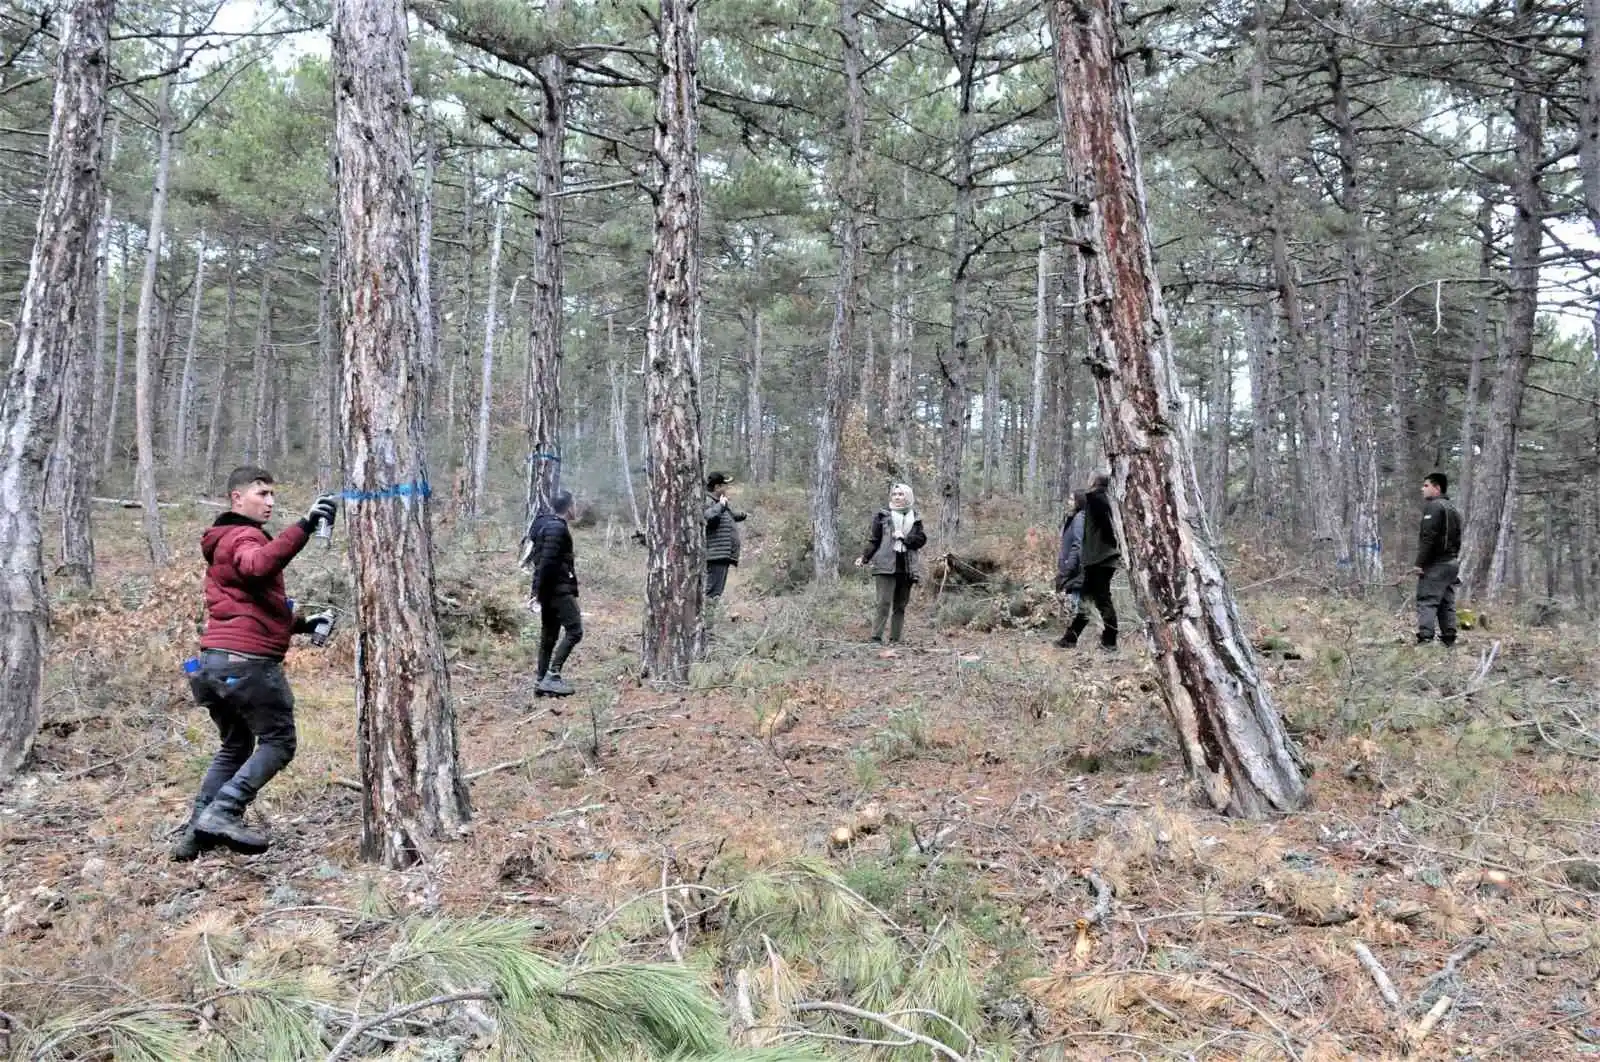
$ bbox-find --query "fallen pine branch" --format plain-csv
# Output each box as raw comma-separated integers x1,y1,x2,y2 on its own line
1350,940,1403,1016
1416,935,1490,1009
1405,994,1453,1055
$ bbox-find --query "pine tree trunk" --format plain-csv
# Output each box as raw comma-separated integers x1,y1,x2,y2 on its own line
314,228,338,489
525,40,567,522
334,0,470,867
1027,229,1048,495
466,191,505,518
608,336,643,533
1580,0,1600,235
103,230,128,472
887,236,914,471
1050,0,1306,816
743,307,764,480
810,0,864,581
204,244,238,485
0,0,113,783
1328,40,1381,587
132,32,180,565
248,247,277,465
1458,160,1496,520
940,24,980,536
642,0,707,683
1051,252,1077,509
1461,39,1543,603
173,228,205,474
980,330,1000,496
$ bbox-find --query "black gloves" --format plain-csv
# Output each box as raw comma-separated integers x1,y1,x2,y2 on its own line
300,493,338,534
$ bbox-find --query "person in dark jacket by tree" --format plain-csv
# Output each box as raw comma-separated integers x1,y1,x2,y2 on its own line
1054,490,1089,647
1414,472,1463,646
525,490,583,696
1061,473,1121,650
174,467,338,861
856,483,928,643
704,472,747,601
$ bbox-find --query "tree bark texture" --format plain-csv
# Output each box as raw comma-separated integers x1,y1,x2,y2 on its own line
132,32,180,565
314,227,339,490
1050,0,1307,817
1461,35,1543,603
810,0,865,581
525,0,567,521
0,0,113,783
642,0,707,683
939,3,981,536
173,228,205,472
1581,0,1600,235
1027,229,1048,495
334,0,471,867
466,191,505,518
102,230,128,472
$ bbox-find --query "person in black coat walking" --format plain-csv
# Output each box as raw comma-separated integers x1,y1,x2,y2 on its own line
1061,473,1121,650
523,490,582,696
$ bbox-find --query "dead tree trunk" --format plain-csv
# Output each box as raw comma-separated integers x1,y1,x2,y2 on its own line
608,324,643,533
742,305,764,480
204,243,238,485
641,0,707,683
334,0,471,867
525,0,567,520
0,0,113,783
102,229,128,472
1050,0,1307,817
939,6,982,536
810,0,865,581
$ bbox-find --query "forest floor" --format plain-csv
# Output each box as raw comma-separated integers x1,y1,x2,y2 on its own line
2,493,1598,1060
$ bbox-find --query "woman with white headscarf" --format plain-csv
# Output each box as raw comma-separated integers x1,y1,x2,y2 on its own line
855,483,928,643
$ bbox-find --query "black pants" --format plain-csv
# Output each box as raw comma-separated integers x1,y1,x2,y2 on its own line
1066,563,1119,647
1417,559,1459,644
189,653,297,806
706,561,732,599
538,593,584,677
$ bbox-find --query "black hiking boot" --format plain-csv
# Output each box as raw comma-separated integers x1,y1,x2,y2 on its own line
170,797,216,862
193,786,269,854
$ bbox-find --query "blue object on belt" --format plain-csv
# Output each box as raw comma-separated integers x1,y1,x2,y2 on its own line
182,657,200,675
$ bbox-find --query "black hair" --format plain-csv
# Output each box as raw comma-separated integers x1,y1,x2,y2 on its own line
1090,472,1111,492
226,466,274,494
1425,472,1448,495
706,471,732,491
551,490,575,515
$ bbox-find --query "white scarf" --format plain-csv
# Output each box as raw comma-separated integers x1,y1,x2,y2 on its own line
888,485,916,553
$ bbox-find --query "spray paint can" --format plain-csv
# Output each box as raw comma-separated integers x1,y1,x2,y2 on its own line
309,609,337,648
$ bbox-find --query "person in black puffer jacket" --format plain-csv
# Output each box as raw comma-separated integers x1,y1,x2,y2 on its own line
523,491,582,696
704,472,748,601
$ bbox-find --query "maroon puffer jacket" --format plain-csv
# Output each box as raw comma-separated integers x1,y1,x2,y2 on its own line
199,513,311,658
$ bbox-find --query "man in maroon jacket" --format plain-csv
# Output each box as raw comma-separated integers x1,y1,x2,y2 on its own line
173,466,338,860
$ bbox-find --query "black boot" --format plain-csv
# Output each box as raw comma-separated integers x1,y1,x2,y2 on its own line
170,796,216,862
193,784,269,854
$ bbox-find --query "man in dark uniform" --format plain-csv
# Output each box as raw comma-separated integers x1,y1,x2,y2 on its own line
1414,472,1463,646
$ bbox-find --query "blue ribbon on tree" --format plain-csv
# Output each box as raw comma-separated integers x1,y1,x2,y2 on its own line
341,480,433,503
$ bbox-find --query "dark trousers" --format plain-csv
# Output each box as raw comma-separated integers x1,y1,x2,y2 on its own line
1066,563,1119,647
706,561,732,599
538,593,584,677
872,574,913,641
1417,559,1459,644
189,654,297,807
